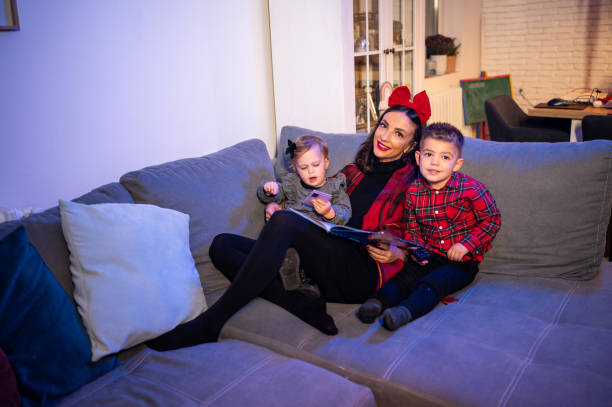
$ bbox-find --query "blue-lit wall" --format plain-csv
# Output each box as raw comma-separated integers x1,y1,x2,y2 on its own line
0,0,276,210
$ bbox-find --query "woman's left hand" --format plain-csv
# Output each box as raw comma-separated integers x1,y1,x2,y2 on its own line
367,243,406,264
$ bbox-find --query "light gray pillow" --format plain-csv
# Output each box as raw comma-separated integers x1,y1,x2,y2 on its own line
120,139,274,252
461,138,612,280
59,200,206,361
275,126,368,179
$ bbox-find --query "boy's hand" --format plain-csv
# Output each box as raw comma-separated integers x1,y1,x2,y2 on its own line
311,198,335,219
265,202,282,221
263,182,279,196
447,243,469,262
410,248,430,266
367,243,406,264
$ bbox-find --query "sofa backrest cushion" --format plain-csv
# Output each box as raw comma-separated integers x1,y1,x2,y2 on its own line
461,138,612,280
0,182,134,299
120,139,274,252
275,126,368,179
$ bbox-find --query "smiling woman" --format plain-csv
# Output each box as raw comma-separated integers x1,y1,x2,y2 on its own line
0,0,19,31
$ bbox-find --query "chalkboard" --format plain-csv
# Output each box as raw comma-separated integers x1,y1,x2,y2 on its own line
460,75,512,125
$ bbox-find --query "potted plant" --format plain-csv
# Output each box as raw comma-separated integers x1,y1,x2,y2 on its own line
425,34,460,74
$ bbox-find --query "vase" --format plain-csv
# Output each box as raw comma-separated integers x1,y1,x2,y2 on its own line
446,55,457,73
430,54,446,75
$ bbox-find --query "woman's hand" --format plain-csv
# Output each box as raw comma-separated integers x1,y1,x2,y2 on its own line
311,198,335,219
367,243,406,264
265,202,282,221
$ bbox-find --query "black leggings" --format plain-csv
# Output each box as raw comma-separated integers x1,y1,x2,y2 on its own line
147,210,380,349
375,256,478,321
208,210,379,326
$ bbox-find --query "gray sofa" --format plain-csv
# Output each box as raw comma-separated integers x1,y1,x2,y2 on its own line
2,125,611,407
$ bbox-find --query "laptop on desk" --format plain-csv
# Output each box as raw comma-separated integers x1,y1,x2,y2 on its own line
534,103,587,110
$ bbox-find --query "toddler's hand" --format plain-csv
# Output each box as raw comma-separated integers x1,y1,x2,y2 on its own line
311,198,335,219
447,243,469,262
263,182,279,196
265,202,282,221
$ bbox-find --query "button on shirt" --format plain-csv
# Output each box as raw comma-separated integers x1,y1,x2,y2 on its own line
403,172,501,262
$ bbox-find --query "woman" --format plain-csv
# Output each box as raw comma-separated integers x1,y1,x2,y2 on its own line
148,86,431,350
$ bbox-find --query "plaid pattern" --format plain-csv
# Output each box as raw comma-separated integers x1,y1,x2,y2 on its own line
341,162,417,288
404,172,501,262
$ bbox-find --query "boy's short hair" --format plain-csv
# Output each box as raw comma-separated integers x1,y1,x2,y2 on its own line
421,122,464,156
293,134,329,162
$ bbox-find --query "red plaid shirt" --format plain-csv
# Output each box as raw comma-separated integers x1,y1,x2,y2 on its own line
341,162,417,288
403,172,501,262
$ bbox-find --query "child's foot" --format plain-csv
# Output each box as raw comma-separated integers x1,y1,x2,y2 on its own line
357,298,383,323
279,248,321,298
382,306,412,331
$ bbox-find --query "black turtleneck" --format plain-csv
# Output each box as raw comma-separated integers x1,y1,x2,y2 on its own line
347,158,404,229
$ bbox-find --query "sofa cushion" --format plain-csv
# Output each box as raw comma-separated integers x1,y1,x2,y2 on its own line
0,226,118,405
0,182,134,300
120,139,274,252
276,126,368,179
59,200,206,362
57,340,375,407
221,263,612,407
461,138,612,280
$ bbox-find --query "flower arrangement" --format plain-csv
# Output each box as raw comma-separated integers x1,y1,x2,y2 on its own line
425,34,460,57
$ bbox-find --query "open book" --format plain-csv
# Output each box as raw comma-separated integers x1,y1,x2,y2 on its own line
288,208,428,250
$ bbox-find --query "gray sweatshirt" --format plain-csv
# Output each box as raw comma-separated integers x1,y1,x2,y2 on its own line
257,173,351,225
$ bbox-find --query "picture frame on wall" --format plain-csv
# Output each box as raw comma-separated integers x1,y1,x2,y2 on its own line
0,0,19,31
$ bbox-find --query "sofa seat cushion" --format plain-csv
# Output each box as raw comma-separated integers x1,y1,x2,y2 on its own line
220,262,612,407
56,340,375,407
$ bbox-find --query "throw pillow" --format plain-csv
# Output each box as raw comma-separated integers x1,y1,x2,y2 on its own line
59,200,207,361
0,348,20,407
0,226,118,405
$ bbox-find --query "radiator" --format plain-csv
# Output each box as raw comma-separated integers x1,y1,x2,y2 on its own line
428,87,473,138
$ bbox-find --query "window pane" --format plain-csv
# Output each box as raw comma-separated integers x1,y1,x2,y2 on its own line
354,56,368,132
393,0,413,47
353,0,367,52
404,51,413,90
403,0,413,46
369,54,380,127
368,0,379,51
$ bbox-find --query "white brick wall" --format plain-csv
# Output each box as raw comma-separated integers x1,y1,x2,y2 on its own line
482,0,612,111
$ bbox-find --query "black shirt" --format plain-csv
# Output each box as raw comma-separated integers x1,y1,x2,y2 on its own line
347,158,405,229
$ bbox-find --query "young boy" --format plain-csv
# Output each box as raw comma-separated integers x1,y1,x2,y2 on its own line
357,122,501,330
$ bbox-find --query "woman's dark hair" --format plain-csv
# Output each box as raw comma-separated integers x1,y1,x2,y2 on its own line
354,105,423,173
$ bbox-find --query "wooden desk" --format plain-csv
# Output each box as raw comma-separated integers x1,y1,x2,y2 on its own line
527,105,611,141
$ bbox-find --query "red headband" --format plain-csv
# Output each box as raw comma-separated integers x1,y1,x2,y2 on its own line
388,86,431,125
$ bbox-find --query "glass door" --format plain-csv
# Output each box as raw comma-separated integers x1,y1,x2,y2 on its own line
353,0,414,132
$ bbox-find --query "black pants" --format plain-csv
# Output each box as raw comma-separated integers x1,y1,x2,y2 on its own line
375,255,478,321
208,210,379,328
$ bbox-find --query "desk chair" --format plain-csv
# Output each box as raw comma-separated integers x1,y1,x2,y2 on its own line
581,115,612,258
581,115,612,141
485,95,571,142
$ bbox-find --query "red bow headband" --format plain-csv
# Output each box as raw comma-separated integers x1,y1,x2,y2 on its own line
388,86,431,125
